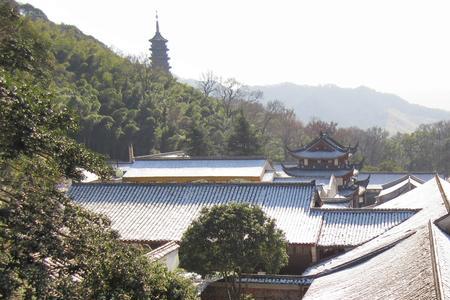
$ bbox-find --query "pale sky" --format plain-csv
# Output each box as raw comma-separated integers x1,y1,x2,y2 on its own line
24,0,450,111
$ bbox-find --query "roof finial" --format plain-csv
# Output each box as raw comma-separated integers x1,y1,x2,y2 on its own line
155,10,160,33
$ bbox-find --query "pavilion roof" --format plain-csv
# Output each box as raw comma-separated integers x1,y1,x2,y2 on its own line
281,164,356,178
287,132,357,159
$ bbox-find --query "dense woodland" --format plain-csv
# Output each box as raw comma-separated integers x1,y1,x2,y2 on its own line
0,2,199,298
4,3,450,176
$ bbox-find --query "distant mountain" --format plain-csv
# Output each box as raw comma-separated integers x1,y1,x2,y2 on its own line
251,83,450,133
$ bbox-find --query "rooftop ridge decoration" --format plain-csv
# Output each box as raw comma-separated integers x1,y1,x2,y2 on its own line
287,132,358,156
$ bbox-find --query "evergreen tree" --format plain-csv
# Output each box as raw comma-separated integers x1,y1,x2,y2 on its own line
226,110,261,156
179,203,288,300
186,121,210,156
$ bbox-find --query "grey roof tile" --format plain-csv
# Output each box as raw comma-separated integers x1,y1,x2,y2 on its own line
70,182,415,246
304,225,438,300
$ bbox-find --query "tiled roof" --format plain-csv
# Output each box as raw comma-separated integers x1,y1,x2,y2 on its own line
273,176,330,185
69,182,416,247
375,175,423,204
432,225,450,299
287,133,357,158
317,210,416,247
238,274,313,286
69,182,320,244
287,150,348,160
121,158,271,180
281,165,355,178
145,241,179,262
303,224,440,300
303,177,450,278
360,172,437,188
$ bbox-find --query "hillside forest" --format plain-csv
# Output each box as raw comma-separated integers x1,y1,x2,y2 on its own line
4,3,450,176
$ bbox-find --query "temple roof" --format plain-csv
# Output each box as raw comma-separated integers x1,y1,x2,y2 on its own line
69,182,416,246
303,176,450,279
287,132,358,160
281,163,356,178
303,223,445,300
120,158,273,181
360,172,437,189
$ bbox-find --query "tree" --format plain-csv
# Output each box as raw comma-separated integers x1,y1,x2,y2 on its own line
226,110,261,156
186,120,210,156
198,71,218,98
179,203,288,300
0,71,197,298
216,77,245,118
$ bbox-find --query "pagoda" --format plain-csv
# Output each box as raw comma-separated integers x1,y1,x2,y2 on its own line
149,13,171,72
282,132,366,207
283,132,361,185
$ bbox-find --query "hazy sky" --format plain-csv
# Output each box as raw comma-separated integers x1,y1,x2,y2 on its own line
25,0,450,111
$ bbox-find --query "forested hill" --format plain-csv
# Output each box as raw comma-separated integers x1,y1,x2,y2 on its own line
5,2,450,174
10,3,235,160
252,83,450,133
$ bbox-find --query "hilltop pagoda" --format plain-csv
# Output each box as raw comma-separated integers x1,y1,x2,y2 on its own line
149,13,170,72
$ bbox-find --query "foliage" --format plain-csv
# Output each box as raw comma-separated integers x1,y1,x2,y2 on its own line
4,0,450,172
0,72,198,299
179,203,288,300
0,3,197,298
226,110,261,156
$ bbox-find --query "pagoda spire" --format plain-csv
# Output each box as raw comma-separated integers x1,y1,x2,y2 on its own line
155,11,160,33
149,12,171,73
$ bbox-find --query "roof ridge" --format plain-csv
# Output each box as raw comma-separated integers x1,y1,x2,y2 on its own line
135,156,268,161
313,230,416,278
360,171,438,175
70,181,317,187
428,221,444,300
311,207,421,213
435,175,450,213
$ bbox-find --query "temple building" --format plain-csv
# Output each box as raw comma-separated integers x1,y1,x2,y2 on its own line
149,13,170,72
281,132,366,208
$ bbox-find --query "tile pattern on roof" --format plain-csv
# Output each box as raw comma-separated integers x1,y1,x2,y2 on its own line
317,210,415,247
239,275,313,286
361,172,437,187
146,241,179,262
70,183,322,244
70,182,416,247
304,225,438,300
432,225,450,299
121,159,269,179
303,177,449,277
